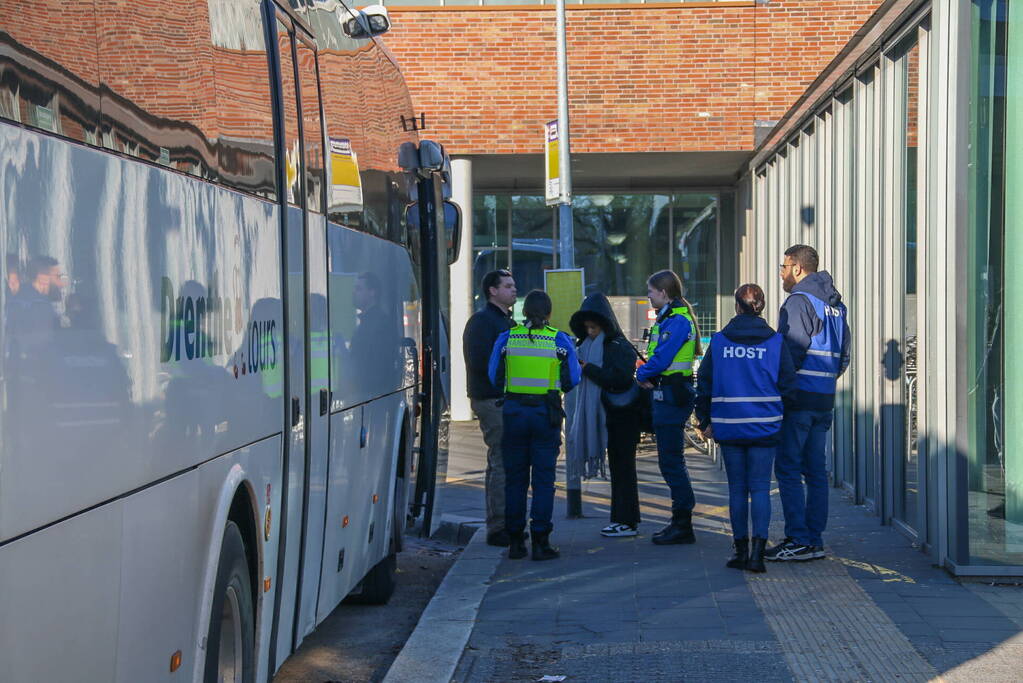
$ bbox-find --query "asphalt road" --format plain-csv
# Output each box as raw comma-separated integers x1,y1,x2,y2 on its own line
273,536,459,683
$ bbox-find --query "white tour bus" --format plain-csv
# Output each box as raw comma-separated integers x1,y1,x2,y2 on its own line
0,0,458,680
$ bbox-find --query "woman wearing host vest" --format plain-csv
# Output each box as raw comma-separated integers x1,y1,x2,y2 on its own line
636,270,702,545
488,290,580,560
694,284,797,571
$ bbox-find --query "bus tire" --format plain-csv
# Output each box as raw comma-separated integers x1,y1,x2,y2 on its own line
204,521,255,683
350,548,397,605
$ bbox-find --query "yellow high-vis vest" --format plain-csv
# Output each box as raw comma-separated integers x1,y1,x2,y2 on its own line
504,324,561,395
645,306,696,377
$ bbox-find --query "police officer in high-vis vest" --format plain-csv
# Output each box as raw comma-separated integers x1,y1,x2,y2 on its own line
766,245,851,562
636,270,702,545
488,290,580,560
695,284,797,572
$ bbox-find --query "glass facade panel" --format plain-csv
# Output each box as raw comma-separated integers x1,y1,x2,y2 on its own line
967,0,1022,565
673,193,719,337
572,194,671,299
472,191,719,335
895,34,921,531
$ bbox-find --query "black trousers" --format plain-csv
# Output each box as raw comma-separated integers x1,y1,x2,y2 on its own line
606,408,641,527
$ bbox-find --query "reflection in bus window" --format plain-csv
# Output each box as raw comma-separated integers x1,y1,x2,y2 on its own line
208,0,278,200
277,20,302,206
317,34,367,229
296,37,325,213
0,1,102,144
95,0,218,178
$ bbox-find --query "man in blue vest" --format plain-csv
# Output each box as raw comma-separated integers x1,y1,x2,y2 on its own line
766,245,851,562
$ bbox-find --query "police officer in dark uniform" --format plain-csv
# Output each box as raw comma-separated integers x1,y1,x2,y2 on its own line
488,290,580,560
695,284,797,572
636,270,702,545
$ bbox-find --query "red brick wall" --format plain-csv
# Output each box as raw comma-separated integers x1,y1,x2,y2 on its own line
382,0,881,155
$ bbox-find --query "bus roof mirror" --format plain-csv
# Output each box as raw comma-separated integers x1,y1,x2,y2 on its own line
341,5,391,39
417,140,445,172
398,142,419,172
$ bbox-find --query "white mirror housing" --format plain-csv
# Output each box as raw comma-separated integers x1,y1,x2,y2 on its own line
341,5,391,39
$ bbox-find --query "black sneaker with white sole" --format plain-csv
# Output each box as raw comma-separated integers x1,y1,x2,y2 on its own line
808,545,827,559
764,537,792,560
765,539,815,561
601,523,638,538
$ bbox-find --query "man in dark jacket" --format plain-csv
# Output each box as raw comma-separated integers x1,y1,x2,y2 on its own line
462,269,516,546
767,245,851,562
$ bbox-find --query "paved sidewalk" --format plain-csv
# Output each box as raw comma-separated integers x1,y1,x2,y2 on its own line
440,421,1023,682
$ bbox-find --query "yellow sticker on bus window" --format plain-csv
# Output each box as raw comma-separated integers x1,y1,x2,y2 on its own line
329,137,363,213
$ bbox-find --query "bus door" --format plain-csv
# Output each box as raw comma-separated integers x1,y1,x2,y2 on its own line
409,144,456,537
292,32,332,649
266,7,329,668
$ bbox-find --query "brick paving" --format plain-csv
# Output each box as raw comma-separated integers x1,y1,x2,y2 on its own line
441,422,1023,682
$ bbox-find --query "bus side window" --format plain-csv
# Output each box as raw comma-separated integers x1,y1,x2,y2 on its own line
296,37,325,214
94,0,218,178
318,32,367,230
0,0,102,145
276,19,303,206
209,0,278,201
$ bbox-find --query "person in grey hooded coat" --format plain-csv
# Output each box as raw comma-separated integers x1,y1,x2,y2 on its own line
568,293,643,536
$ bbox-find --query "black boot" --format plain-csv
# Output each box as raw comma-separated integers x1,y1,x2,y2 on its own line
566,489,583,519
651,520,676,540
487,530,511,547
747,537,767,573
507,532,528,560
652,509,696,545
726,538,749,569
531,532,560,561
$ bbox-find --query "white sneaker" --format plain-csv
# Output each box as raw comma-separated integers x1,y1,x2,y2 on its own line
601,523,638,537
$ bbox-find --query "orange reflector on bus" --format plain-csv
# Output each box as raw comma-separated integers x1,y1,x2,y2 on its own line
170,650,182,673
343,515,350,528
264,577,272,592
373,494,379,504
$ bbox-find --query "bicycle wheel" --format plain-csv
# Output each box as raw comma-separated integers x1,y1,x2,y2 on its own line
684,414,709,454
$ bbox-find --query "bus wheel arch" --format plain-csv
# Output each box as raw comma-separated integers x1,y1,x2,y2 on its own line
201,482,261,683
227,484,260,621
203,519,256,683
393,412,414,553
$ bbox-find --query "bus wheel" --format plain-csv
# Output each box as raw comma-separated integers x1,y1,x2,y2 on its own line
204,521,255,683
349,546,397,605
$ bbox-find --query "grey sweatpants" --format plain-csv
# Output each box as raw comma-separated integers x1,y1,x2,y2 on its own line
472,398,506,535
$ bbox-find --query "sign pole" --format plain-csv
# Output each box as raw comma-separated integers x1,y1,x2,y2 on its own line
555,0,574,269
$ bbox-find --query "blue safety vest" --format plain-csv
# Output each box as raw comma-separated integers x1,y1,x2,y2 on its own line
710,332,784,442
791,292,846,394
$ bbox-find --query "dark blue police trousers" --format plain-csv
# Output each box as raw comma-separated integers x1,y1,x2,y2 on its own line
502,397,561,535
651,384,696,513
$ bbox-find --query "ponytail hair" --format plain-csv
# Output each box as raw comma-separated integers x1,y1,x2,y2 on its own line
522,289,552,341
734,283,766,316
647,270,683,301
679,296,703,357
648,270,702,356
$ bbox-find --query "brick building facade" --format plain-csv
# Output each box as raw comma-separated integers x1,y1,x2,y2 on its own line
383,0,882,157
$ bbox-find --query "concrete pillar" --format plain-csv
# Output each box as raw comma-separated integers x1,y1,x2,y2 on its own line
450,157,474,422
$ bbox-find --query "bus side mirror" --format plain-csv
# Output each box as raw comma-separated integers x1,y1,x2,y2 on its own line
404,200,462,265
444,201,462,265
341,5,391,38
